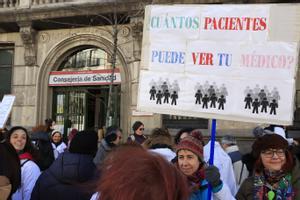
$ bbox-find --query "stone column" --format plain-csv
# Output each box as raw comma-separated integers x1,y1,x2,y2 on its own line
18,21,37,66
130,16,143,62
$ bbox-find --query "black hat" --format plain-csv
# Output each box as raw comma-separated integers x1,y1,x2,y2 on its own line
252,134,288,159
69,130,98,156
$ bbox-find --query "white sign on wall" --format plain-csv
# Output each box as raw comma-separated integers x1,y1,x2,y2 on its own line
138,4,300,125
49,69,121,86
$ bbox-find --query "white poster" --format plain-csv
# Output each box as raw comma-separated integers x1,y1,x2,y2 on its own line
0,95,15,128
138,4,300,125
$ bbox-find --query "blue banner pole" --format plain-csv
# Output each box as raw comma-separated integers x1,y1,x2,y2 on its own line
207,119,217,200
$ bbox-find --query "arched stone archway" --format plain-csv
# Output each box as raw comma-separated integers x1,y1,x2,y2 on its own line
36,34,131,131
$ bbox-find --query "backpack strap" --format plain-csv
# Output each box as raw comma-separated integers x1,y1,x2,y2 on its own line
238,163,245,185
21,159,30,167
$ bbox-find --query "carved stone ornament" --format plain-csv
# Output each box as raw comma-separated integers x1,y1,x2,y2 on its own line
19,25,37,66
131,21,143,38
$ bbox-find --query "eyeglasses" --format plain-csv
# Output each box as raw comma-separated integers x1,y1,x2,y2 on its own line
139,128,144,131
261,149,286,158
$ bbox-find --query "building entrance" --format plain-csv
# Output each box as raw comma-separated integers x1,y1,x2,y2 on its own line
52,86,120,138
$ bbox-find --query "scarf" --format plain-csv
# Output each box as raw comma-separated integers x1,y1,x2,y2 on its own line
52,141,62,147
254,169,294,200
18,152,33,160
186,166,206,192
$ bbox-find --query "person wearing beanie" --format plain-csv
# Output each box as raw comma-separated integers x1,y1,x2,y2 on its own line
127,121,147,144
31,130,98,200
145,128,176,162
93,126,122,165
50,130,67,159
236,134,300,200
221,135,249,188
175,131,235,200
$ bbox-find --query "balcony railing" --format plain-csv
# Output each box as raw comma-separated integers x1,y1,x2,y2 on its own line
0,0,89,9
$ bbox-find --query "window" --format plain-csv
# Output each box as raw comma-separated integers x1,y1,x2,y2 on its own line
60,48,112,70
162,114,208,129
0,46,13,100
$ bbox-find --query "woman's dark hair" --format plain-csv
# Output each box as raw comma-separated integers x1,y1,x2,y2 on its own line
97,144,189,200
104,126,121,145
174,128,194,145
6,126,39,161
132,121,144,132
0,141,21,197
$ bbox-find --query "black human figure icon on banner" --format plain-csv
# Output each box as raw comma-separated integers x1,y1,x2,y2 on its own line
270,99,278,115
156,90,163,104
150,86,156,100
195,90,202,104
252,98,260,114
171,91,178,105
244,86,280,115
218,95,226,110
194,82,228,110
163,89,170,104
149,78,180,106
244,94,252,109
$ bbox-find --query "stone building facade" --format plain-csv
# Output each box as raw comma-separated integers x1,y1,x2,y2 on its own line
0,0,299,142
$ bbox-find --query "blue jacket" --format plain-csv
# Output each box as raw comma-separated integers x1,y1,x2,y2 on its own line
190,180,235,200
30,152,96,200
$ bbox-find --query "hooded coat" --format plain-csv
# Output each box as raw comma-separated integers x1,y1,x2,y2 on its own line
30,151,96,200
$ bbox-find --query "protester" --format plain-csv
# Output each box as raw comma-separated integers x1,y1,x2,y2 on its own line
127,121,147,144
31,122,55,170
176,131,235,200
145,128,176,162
204,139,237,196
6,126,41,200
241,126,269,176
67,128,78,148
51,130,67,159
236,134,300,199
221,135,249,188
31,130,98,200
0,141,21,200
171,128,195,163
93,126,122,165
91,143,189,200
174,128,194,145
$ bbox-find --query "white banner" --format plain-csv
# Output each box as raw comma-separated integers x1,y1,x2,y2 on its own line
138,71,294,124
0,95,15,128
49,69,121,86
138,4,300,125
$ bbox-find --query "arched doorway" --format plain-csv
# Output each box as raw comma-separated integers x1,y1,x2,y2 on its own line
37,34,130,138
50,47,121,137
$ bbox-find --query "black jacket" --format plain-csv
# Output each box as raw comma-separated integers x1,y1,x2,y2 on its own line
31,131,54,170
30,152,97,200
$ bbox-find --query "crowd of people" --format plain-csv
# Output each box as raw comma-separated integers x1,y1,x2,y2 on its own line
1,119,300,200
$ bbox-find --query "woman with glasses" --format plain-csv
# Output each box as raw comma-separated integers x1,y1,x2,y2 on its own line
127,121,147,145
236,134,300,200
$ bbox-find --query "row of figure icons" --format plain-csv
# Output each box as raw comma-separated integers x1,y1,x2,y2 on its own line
148,80,280,115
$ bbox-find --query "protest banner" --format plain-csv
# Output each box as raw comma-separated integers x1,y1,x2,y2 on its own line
0,95,16,128
138,4,300,125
